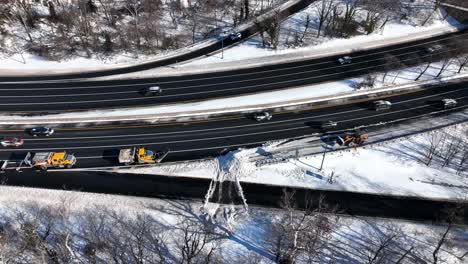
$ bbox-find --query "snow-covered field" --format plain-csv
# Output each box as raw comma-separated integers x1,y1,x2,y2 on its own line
118,116,468,201
0,185,467,263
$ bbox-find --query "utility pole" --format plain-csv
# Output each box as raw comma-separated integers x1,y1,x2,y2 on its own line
221,37,224,59
319,151,326,171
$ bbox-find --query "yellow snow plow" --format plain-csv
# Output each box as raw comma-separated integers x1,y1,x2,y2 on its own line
118,147,169,165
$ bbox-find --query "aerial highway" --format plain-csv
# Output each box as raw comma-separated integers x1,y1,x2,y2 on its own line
0,31,466,113
0,82,466,169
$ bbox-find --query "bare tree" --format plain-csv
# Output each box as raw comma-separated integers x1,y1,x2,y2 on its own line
435,57,453,78
425,131,444,166
177,221,217,264
457,145,468,175
254,10,281,49
299,14,310,44
415,61,432,81
315,0,334,37
125,0,143,52
264,190,339,263
440,136,461,168
382,54,403,84
431,204,465,264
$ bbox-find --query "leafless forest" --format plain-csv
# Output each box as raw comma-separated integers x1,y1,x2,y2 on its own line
0,191,467,263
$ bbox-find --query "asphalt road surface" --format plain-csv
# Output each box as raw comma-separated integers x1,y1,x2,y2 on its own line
0,83,466,169
0,31,467,113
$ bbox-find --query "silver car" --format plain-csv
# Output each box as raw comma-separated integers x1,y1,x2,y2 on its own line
321,120,338,129
338,56,352,65
252,112,272,121
424,44,443,54
372,100,392,111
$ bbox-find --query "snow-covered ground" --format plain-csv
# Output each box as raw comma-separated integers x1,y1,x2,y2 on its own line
182,0,465,65
0,185,467,263
116,113,468,201
184,20,463,66
0,0,463,72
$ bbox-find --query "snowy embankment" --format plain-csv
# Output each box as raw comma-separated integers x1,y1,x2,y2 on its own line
0,0,464,74
0,185,467,263
116,111,468,201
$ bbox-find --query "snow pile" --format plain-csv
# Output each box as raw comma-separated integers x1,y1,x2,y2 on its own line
203,150,252,228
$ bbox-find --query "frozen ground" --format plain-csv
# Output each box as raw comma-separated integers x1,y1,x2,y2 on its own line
0,185,467,263
0,0,462,71
170,0,465,66
117,114,468,201
184,21,463,66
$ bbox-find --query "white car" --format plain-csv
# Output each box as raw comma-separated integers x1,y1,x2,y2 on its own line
441,99,457,109
338,56,352,65
1,137,24,147
252,112,272,121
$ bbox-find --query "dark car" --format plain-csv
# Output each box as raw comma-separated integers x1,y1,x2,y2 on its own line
229,32,242,40
29,127,54,137
338,56,352,65
141,86,162,96
371,100,392,111
424,44,443,54
251,112,272,121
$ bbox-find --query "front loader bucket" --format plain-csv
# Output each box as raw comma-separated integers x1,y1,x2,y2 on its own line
155,149,170,163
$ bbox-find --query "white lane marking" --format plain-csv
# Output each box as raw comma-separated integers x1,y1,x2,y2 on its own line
6,98,467,152
0,51,463,106
1,32,466,87
0,90,138,98
0,126,311,152
21,88,468,142
140,105,468,154
0,42,463,96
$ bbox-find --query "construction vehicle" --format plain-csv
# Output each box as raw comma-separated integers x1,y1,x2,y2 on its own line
118,147,169,165
336,131,369,147
28,151,76,170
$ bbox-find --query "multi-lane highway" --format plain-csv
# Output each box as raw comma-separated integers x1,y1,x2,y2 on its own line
0,31,467,113
1,82,466,169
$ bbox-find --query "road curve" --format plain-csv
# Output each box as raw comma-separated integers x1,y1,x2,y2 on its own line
0,82,466,168
0,31,467,113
